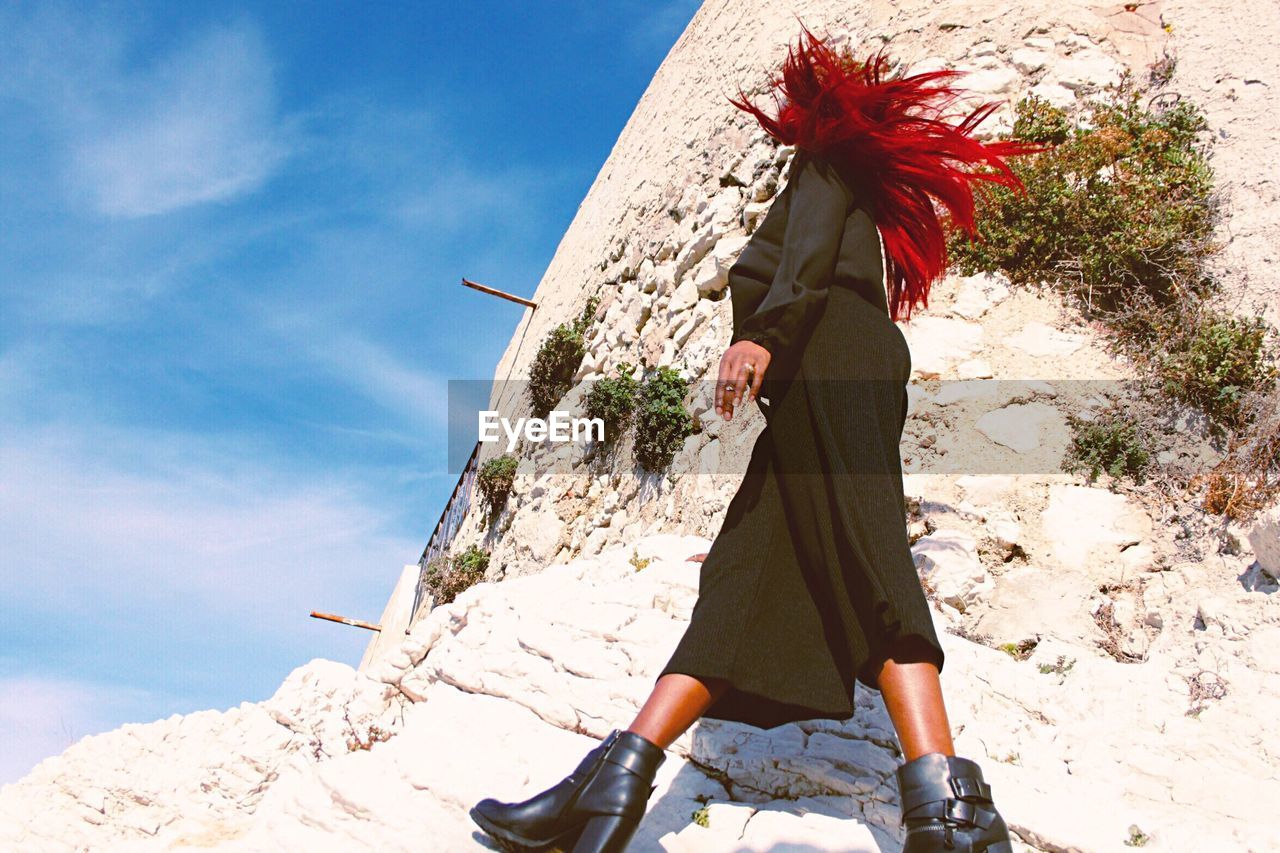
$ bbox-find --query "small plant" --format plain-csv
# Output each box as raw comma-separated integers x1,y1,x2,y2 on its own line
1199,387,1280,520
346,724,393,752
477,454,518,522
1156,310,1278,432
1010,93,1071,145
1125,824,1151,847
453,543,490,581
1063,406,1153,484
691,806,710,828
584,363,640,444
629,549,651,571
997,639,1039,661
1184,670,1227,717
1038,655,1076,676
528,296,601,419
634,366,694,473
1147,49,1177,88
423,544,491,606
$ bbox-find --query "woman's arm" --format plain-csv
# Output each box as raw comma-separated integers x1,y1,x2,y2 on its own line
716,150,854,419
734,150,855,353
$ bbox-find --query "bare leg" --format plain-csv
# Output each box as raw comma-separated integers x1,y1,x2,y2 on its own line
875,636,955,760
626,673,730,749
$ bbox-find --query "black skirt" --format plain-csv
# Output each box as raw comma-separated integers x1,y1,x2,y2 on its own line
656,282,945,731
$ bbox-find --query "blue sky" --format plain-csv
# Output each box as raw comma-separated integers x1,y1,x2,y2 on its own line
0,0,700,783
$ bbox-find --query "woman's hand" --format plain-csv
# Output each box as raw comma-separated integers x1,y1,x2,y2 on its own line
715,340,771,421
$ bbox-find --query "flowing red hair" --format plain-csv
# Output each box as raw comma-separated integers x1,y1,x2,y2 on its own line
728,22,1038,322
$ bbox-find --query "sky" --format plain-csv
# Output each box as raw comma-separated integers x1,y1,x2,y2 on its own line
0,0,702,784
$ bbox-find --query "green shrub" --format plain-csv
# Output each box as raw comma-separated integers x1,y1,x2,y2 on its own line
583,363,640,444
634,366,694,473
528,295,601,419
1157,310,1278,432
949,79,1218,330
948,74,1280,515
423,544,490,606
477,454,518,521
1063,406,1154,484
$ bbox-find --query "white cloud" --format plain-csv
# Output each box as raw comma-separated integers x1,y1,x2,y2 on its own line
318,333,452,429
247,303,453,430
0,675,161,785
394,162,547,233
0,421,420,623
1,8,290,217
70,22,289,217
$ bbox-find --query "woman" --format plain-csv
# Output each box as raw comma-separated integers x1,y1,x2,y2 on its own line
471,24,1033,853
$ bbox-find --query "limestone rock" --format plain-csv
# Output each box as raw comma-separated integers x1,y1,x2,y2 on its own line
899,315,985,375
975,402,1064,453
1007,322,1086,358
1041,485,1151,572
912,529,993,612
1247,503,1280,578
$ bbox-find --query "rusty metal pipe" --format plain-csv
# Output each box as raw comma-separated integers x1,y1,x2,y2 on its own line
309,611,382,632
461,277,537,309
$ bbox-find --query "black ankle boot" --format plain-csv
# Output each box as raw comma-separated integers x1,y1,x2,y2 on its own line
470,729,666,852
896,753,1014,852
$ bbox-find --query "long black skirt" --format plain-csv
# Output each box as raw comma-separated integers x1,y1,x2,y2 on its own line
656,283,945,730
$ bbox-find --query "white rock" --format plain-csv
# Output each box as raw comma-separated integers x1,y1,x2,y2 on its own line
975,401,1063,452
957,358,994,379
711,233,750,273
950,272,1011,319
954,474,1018,507
1006,321,1086,357
674,221,722,278
1041,485,1151,571
912,529,992,612
899,315,984,375
1052,50,1124,92
651,261,677,298
667,278,700,317
509,506,566,565
1010,47,1049,73
690,254,727,297
701,188,744,229
959,65,1020,95
1027,80,1077,108
1120,543,1158,574
1246,503,1280,578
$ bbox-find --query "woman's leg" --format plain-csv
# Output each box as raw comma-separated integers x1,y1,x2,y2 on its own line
878,638,1015,849
875,636,955,760
626,673,730,749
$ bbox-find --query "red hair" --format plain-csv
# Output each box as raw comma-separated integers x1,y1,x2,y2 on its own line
729,22,1038,322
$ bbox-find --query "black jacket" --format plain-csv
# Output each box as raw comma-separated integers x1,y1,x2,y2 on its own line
727,149,886,362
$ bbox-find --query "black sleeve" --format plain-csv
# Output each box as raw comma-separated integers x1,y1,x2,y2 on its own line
730,150,854,357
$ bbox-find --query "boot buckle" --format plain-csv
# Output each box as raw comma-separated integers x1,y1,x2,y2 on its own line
949,775,991,801
944,798,996,830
